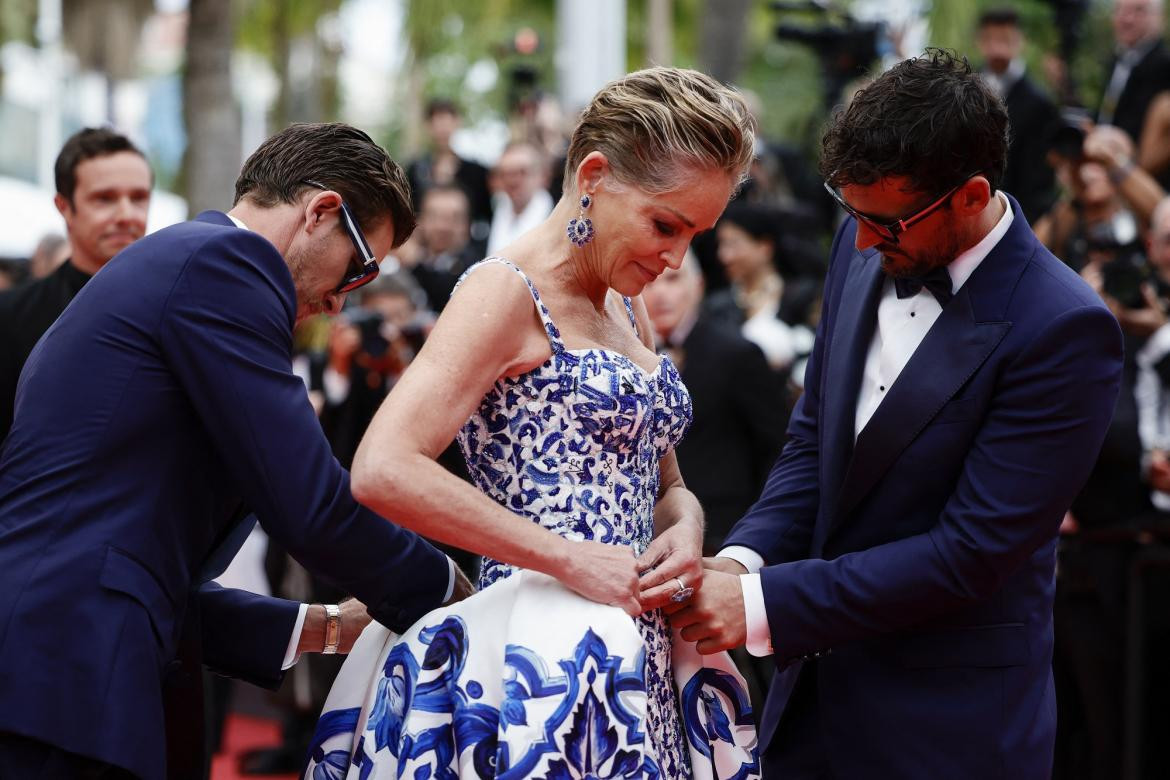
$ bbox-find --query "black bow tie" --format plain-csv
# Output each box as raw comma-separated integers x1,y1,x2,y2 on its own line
893,267,953,306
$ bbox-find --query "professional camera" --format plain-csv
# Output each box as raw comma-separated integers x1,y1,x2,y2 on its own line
1046,107,1092,161
771,1,882,110
1085,210,1150,309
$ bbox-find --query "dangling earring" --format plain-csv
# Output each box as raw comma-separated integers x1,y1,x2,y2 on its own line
566,194,595,247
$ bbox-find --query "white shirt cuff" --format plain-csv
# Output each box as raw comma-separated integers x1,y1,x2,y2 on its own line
281,603,309,670
444,557,456,602
283,558,453,671
740,572,773,657
718,545,765,575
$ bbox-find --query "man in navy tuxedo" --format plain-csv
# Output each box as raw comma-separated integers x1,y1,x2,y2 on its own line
0,123,469,779
669,51,1124,778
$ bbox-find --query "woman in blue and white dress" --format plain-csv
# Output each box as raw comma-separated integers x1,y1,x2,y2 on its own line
305,67,760,780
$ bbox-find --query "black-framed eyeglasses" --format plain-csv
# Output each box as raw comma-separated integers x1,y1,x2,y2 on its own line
302,179,380,294
823,174,979,245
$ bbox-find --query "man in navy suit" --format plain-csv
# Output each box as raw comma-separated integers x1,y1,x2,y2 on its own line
669,51,1124,778
0,123,469,779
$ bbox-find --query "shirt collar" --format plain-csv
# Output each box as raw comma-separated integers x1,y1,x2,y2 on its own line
946,191,1013,292
1118,36,1159,65
226,213,248,230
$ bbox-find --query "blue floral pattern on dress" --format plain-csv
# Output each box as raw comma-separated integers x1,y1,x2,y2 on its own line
455,259,692,778
304,259,760,780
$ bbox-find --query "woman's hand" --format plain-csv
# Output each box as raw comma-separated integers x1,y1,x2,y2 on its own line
556,540,643,616
635,517,704,611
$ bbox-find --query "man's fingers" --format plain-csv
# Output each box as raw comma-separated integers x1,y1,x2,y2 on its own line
680,622,715,643
696,637,725,655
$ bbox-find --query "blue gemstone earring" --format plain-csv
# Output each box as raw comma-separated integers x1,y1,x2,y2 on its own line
566,194,594,247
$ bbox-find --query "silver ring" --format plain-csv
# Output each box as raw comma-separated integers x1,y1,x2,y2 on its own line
670,576,695,603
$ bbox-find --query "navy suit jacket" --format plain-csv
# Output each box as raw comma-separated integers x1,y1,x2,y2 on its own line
723,195,1123,778
0,212,450,779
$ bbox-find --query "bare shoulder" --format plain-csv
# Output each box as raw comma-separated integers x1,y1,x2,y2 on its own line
434,260,552,377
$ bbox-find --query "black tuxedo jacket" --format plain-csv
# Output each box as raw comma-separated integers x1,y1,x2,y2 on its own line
1001,73,1060,223
1101,38,1170,145
673,317,787,552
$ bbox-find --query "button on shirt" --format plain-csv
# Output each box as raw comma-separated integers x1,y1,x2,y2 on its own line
722,192,1014,657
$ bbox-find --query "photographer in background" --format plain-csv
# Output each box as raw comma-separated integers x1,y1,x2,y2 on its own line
321,272,433,469
1036,123,1164,270
395,185,481,313
1045,125,1165,780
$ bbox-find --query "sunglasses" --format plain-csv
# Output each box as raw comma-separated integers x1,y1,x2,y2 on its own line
302,179,380,294
823,174,979,245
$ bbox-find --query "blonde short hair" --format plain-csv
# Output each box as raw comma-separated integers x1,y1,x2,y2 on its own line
564,67,756,195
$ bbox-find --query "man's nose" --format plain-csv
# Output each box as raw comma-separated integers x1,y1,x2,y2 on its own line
115,197,143,223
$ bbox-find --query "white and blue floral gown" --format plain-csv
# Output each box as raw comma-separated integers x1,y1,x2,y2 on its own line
305,259,759,780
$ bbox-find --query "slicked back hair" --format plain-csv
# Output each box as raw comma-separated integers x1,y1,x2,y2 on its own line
234,122,416,248
820,49,1009,199
564,67,756,196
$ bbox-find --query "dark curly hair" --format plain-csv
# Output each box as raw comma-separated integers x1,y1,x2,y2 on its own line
234,122,416,248
820,49,1009,198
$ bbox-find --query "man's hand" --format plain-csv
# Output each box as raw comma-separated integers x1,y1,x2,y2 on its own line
664,568,747,655
443,563,476,606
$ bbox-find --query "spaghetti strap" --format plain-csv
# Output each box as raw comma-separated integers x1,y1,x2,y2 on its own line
453,257,566,353
622,296,640,337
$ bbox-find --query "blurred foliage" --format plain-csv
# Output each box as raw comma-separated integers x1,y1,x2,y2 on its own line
0,0,37,89
401,0,556,122
237,0,344,124
0,0,36,44
237,0,340,62
395,0,825,158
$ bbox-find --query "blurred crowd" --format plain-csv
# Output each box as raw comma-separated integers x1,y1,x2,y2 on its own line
9,1,1170,776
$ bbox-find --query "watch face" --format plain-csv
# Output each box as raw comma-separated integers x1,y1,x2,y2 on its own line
324,604,342,653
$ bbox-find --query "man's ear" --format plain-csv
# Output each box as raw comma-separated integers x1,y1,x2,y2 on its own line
955,176,993,215
303,189,344,235
53,193,72,220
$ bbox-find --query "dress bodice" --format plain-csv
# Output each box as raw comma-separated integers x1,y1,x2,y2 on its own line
454,258,693,589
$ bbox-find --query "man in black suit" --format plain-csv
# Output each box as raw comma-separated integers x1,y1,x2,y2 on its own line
1098,0,1170,149
641,253,787,556
406,99,493,251
977,7,1061,224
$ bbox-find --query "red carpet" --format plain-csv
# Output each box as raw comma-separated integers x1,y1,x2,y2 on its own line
210,713,297,780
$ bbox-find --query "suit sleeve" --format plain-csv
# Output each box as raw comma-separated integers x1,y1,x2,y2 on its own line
719,221,853,563
158,231,449,632
760,304,1123,664
198,581,299,689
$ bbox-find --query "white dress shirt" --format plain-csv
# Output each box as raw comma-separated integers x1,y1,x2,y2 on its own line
487,189,554,254
721,192,1015,657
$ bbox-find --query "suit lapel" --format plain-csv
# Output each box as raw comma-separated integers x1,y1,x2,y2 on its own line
827,196,1033,536
832,292,1010,529
819,247,884,528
